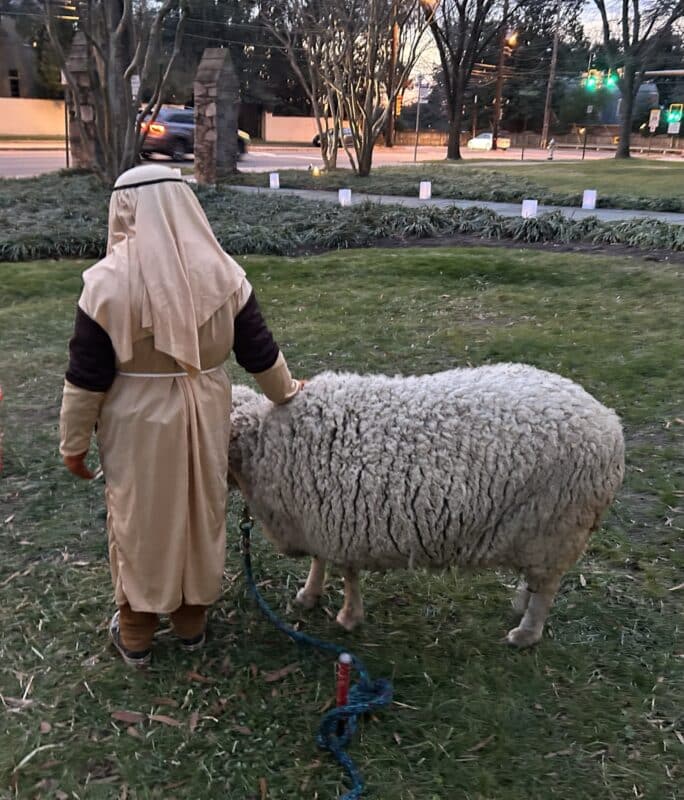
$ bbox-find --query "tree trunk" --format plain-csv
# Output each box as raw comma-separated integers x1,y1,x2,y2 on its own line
48,1,185,185
384,15,399,147
321,144,338,171
446,94,463,160
616,64,637,159
358,133,375,176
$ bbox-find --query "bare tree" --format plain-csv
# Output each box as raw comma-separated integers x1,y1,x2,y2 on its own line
421,0,515,160
262,0,430,176
42,0,188,183
593,0,684,158
261,2,345,170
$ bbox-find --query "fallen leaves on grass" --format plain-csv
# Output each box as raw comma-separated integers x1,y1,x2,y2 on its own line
318,697,335,713
0,567,32,588
3,696,34,710
232,725,253,736
187,670,215,684
545,748,574,758
13,743,60,773
188,711,200,733
148,713,182,727
262,663,299,683
111,711,145,724
151,697,178,707
112,709,183,728
467,734,495,753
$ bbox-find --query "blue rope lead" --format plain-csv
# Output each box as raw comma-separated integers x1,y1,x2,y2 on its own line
240,509,393,800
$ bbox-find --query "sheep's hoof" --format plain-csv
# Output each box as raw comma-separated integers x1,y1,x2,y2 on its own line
336,607,363,632
295,588,320,610
506,626,541,648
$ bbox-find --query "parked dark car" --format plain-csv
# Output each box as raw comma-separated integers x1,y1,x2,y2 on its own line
140,107,250,161
312,126,353,148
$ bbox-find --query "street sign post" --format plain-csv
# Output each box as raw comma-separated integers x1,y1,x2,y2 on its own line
130,74,141,102
60,70,69,168
413,77,429,163
648,108,661,132
668,121,681,135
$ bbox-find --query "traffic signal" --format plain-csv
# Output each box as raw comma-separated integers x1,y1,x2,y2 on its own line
582,69,602,91
667,103,683,123
394,94,403,117
605,71,618,89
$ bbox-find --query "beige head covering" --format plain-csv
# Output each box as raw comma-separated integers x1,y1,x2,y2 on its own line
79,164,245,374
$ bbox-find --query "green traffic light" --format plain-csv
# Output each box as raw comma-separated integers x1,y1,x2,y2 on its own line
605,73,618,89
586,76,597,91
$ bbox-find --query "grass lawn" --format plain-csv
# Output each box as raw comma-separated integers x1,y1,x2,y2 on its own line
229,159,684,212
1,247,683,799
466,159,684,199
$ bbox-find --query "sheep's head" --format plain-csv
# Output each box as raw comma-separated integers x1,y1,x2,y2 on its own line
228,384,268,485
231,383,261,413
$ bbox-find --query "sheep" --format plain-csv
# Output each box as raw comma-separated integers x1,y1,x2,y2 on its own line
228,364,624,647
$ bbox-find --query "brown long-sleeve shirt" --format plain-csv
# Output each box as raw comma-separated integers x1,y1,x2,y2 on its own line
66,289,281,393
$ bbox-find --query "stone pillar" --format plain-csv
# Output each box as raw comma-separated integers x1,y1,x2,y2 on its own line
194,48,239,184
64,32,97,170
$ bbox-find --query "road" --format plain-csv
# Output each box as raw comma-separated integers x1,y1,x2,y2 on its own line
0,143,632,179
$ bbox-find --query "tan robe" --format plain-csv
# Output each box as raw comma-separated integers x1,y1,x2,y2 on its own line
60,277,298,614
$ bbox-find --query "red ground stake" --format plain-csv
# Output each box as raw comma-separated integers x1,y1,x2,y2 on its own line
336,652,352,735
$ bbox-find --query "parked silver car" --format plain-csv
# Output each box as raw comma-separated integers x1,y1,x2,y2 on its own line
466,131,511,151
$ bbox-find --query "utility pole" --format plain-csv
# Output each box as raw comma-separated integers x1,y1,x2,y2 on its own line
492,0,509,151
540,5,560,149
413,76,424,162
385,3,400,147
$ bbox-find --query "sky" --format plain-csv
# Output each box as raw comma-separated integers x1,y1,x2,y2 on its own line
412,2,604,83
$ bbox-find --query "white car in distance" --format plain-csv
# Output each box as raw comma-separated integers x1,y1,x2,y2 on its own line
466,132,511,151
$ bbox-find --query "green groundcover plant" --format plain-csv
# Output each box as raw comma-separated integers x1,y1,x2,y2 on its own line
3,171,684,263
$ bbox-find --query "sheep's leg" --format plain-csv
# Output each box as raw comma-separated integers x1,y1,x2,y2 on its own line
296,557,326,609
506,573,562,648
336,569,364,631
511,579,532,616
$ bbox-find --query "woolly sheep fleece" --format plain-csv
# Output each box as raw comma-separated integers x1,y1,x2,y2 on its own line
229,364,624,646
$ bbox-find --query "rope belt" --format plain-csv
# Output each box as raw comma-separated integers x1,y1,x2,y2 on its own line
239,507,393,800
118,366,222,378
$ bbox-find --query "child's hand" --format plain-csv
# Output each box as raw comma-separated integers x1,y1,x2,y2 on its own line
63,451,95,480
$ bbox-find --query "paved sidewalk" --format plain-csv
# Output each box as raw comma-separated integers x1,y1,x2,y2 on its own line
0,140,66,151
230,184,684,225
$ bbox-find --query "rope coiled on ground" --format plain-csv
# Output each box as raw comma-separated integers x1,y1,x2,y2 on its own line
240,509,393,799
